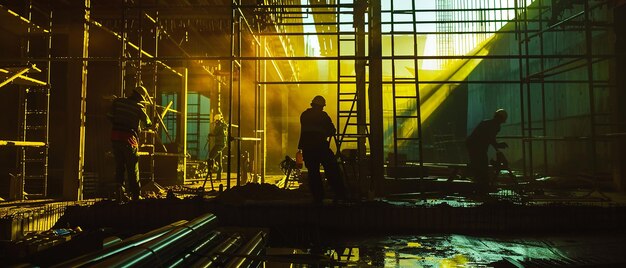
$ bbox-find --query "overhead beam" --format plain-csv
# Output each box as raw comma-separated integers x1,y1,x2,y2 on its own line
86,18,183,77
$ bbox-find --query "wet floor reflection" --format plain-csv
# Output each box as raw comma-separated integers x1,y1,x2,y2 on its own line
266,234,626,267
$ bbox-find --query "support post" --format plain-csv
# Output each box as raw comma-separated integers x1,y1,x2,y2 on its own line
613,4,626,190
368,0,384,195
355,0,367,191
63,0,90,200
181,68,188,184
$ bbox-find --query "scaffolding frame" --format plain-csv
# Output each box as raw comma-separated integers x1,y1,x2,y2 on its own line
2,0,622,199
513,0,615,179
0,1,52,200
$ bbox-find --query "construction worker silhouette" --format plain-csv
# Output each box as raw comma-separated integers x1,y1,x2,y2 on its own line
108,86,152,201
466,109,508,192
207,113,228,178
298,95,346,204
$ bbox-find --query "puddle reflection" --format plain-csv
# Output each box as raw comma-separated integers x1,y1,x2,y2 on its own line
266,234,566,267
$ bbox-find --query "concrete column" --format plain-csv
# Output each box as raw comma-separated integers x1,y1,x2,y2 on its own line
355,0,367,188
613,4,626,191
62,0,90,200
368,0,384,195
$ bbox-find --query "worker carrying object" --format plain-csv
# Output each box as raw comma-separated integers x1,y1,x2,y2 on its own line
108,86,152,201
466,108,508,192
298,95,346,204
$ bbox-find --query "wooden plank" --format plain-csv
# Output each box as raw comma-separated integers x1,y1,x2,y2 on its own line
0,140,45,147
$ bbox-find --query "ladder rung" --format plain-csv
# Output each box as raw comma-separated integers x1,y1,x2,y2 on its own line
25,126,47,130
340,134,368,138
26,88,49,93
339,38,355,41
387,31,415,34
338,92,356,95
26,110,48,115
395,115,420,119
24,158,46,162
394,96,418,99
392,9,414,14
24,175,45,179
339,75,356,78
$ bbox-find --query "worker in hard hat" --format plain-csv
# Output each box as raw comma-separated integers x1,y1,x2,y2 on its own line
108,86,152,201
466,108,509,192
207,112,228,180
298,95,346,204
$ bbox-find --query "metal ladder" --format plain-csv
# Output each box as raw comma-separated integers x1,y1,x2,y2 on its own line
19,3,52,198
20,84,50,197
187,93,201,159
336,1,368,153
389,0,424,178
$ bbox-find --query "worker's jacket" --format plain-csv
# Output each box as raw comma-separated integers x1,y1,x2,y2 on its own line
108,97,152,147
466,118,500,152
211,120,228,146
298,107,336,150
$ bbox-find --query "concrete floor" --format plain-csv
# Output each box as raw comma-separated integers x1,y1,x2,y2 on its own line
265,234,626,267
3,174,626,267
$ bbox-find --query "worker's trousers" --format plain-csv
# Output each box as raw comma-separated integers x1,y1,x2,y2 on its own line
112,141,141,200
302,147,346,202
208,144,225,181
467,145,490,190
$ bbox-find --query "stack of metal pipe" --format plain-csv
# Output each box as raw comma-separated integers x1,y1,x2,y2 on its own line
53,213,267,268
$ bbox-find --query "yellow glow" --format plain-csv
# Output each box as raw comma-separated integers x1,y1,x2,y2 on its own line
440,254,470,268
390,34,495,147
384,251,396,259
407,242,422,248
420,33,495,124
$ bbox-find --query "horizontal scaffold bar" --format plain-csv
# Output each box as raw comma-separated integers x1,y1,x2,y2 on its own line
256,80,610,85
0,140,46,147
0,54,614,62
